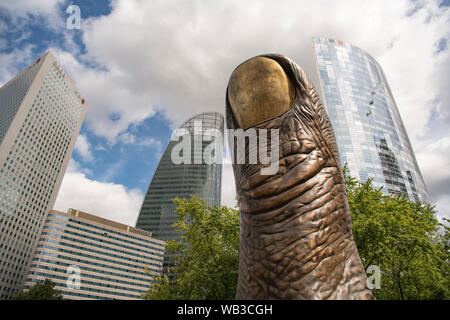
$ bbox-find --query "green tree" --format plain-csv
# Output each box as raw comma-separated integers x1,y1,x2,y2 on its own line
143,195,239,300
344,164,449,300
14,279,62,300
144,170,449,300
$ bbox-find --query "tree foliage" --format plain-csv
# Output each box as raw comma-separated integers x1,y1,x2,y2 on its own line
14,279,62,300
344,164,449,300
144,169,449,300
143,195,239,300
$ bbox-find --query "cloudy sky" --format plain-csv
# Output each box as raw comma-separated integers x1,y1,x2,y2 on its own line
0,0,448,225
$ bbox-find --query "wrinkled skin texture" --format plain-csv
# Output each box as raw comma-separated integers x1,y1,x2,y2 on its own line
226,54,374,300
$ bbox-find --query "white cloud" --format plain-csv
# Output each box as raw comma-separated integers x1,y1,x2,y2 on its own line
221,164,237,209
74,133,94,162
5,0,448,221
50,47,157,144
66,0,449,218
54,160,143,226
137,137,161,148
71,0,448,138
415,136,450,221
434,196,450,224
135,136,163,159
0,45,35,85
376,1,450,145
0,0,66,31
0,0,63,14
73,4,447,141
94,144,107,151
117,132,136,145
416,137,450,198
66,158,92,176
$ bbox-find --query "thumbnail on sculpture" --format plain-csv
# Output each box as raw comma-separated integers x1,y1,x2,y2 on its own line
226,54,374,299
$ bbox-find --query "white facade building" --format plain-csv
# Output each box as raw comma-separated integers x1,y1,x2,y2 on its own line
0,51,87,298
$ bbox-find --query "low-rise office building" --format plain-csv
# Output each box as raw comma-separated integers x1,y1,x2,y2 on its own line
23,208,165,300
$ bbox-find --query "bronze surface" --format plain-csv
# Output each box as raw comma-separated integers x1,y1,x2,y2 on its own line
228,56,295,129
226,54,374,300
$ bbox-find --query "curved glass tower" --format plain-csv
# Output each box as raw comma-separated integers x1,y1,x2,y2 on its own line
313,37,428,202
136,112,223,271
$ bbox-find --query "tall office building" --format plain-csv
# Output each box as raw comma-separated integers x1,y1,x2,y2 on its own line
23,209,165,300
313,37,428,202
136,112,223,270
0,51,87,299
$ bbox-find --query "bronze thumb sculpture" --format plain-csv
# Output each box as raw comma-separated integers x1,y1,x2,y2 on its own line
226,54,374,299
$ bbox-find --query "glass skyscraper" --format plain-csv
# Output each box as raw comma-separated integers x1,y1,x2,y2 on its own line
0,52,87,299
136,112,223,271
313,37,428,202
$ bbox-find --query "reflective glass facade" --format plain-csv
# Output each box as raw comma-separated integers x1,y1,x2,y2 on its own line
23,209,165,300
136,112,223,271
0,52,87,299
313,37,428,202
